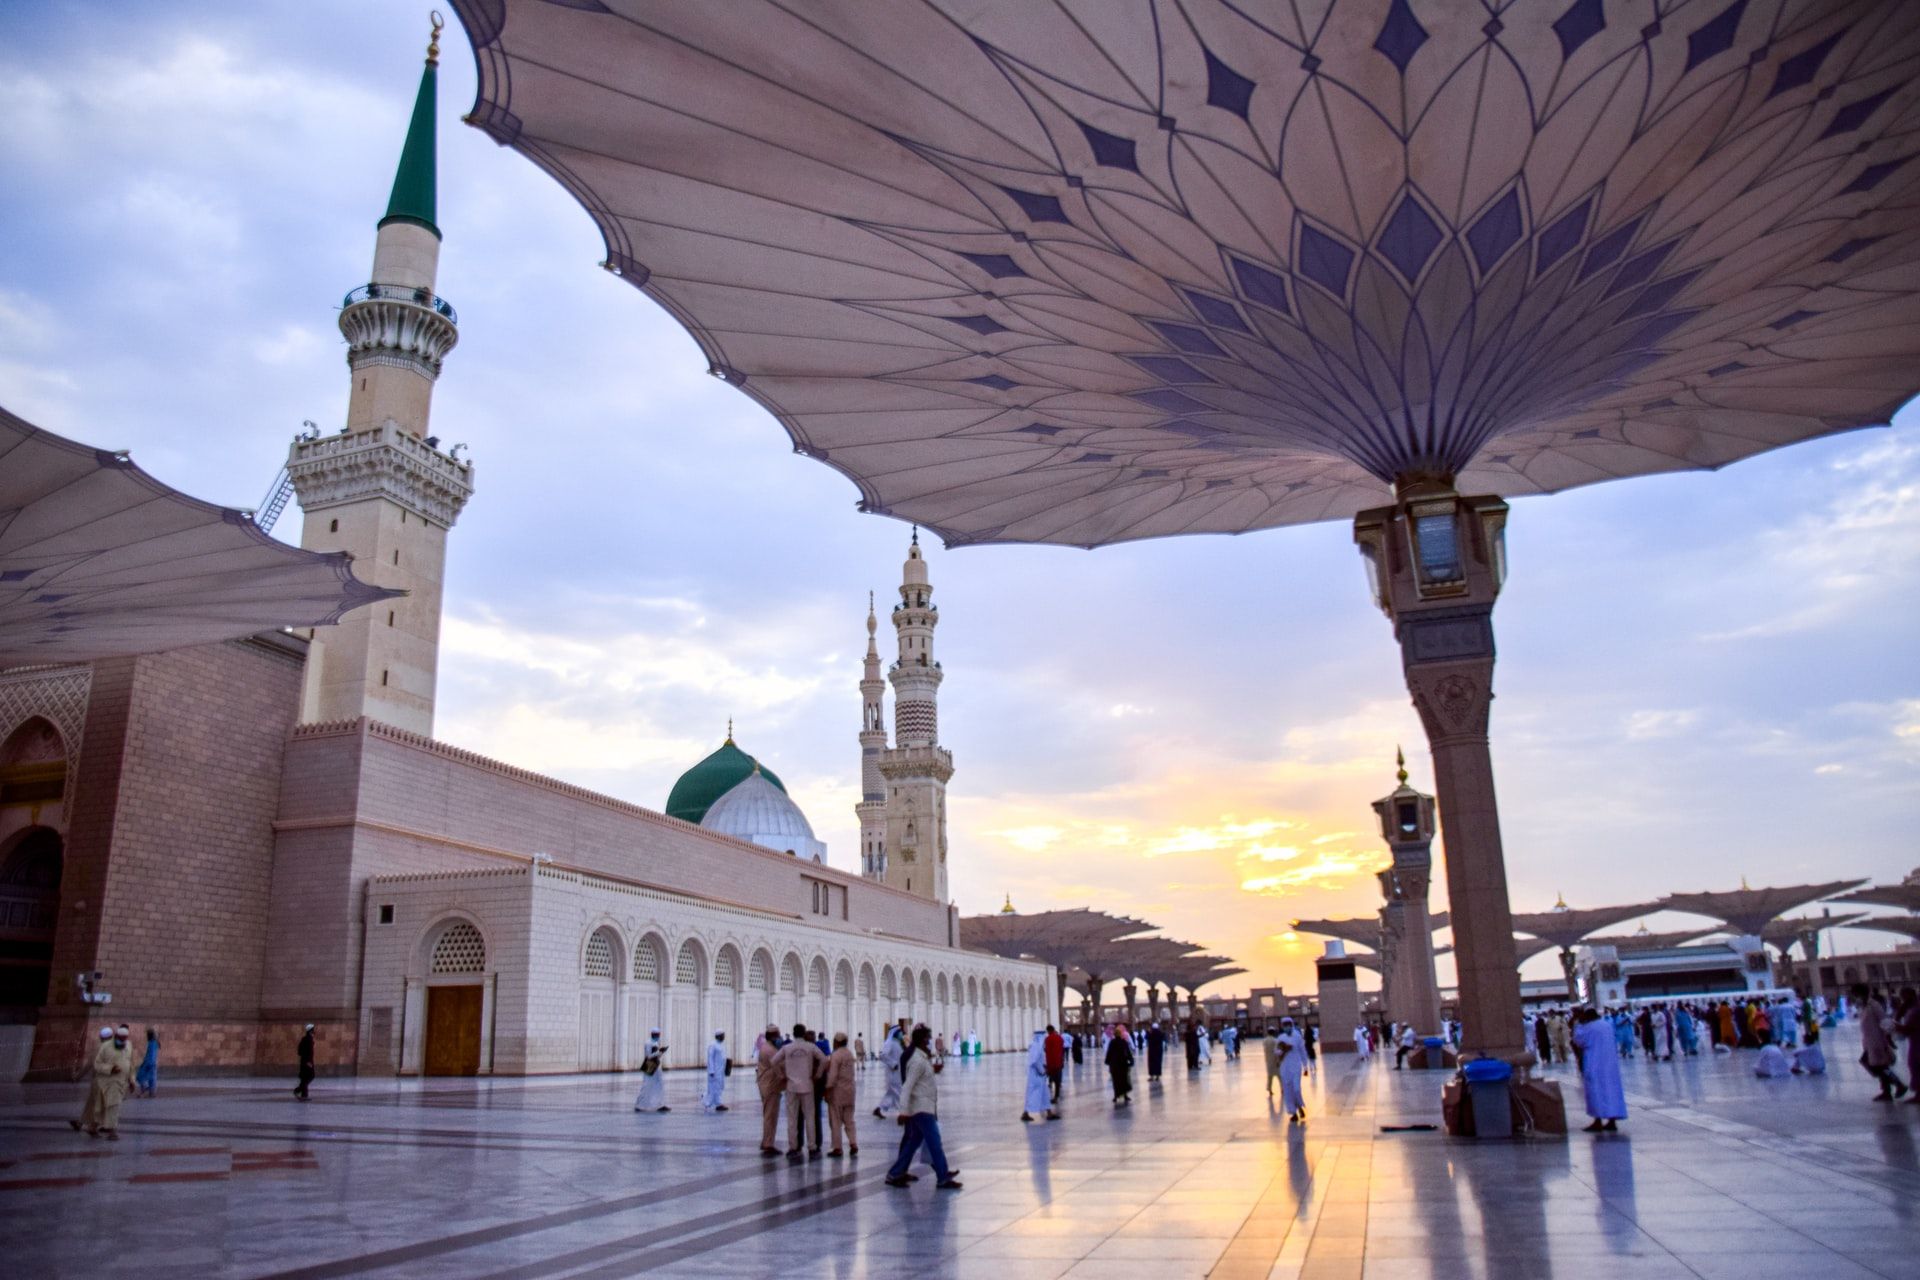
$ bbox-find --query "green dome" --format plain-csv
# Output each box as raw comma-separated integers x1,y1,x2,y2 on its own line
665,738,786,824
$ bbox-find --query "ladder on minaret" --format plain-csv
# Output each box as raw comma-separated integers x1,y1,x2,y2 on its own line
253,421,320,533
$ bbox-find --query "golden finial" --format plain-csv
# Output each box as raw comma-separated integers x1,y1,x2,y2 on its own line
1000,893,1016,914
725,718,733,744
1554,891,1568,910
427,11,445,66
1395,745,1408,786
1740,875,1750,891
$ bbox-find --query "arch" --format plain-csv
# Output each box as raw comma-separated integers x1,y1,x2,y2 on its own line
834,960,854,997
966,975,978,1005
633,933,668,985
919,972,933,1003
429,920,487,974
881,965,898,1000
579,924,624,1071
936,973,949,1004
674,938,708,988
714,944,743,991
857,963,875,999
780,953,804,992
750,949,775,991
809,956,831,995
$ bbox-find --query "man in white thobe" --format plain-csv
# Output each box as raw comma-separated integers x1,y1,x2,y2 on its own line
1275,1018,1307,1122
1221,1025,1239,1059
634,1030,670,1113
703,1031,730,1111
873,1025,905,1118
1021,1030,1058,1121
1354,1024,1372,1059
1197,1024,1212,1063
1572,1010,1625,1132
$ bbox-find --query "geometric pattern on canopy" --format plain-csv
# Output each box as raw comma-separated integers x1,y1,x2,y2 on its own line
1658,878,1868,936
457,0,1920,548
0,407,399,666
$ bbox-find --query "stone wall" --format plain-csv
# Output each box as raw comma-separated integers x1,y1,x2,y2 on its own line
360,863,1054,1076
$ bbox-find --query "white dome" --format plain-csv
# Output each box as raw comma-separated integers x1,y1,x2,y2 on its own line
701,769,827,862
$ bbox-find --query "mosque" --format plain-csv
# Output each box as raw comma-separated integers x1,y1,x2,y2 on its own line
0,36,1048,1082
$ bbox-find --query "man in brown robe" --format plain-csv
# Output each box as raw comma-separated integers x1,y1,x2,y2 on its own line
824,1032,858,1156
69,1026,132,1139
755,1024,784,1156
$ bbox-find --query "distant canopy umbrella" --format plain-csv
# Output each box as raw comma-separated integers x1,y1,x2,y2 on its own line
0,407,400,665
455,0,1920,545
1657,879,1869,938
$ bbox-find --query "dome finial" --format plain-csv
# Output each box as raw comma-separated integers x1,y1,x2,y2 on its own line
725,717,733,744
427,10,444,66
1000,893,1016,914
1553,890,1568,910
1394,745,1407,785
911,524,919,547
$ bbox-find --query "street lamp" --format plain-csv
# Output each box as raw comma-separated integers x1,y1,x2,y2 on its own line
1354,481,1523,1061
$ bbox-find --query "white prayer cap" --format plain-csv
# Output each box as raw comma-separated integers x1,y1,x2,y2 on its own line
99,1027,114,1039
304,1023,315,1031
650,1028,662,1035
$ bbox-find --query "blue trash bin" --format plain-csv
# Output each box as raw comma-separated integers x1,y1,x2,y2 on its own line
1422,1035,1447,1069
1462,1058,1514,1138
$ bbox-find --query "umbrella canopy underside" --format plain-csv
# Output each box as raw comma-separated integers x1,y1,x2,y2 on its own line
456,0,1920,548
0,407,399,666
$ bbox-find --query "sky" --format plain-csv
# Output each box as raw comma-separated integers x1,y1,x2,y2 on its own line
3,2,1916,997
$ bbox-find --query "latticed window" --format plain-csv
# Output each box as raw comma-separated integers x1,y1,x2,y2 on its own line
750,955,772,991
811,960,830,994
858,967,874,998
634,940,661,983
781,957,801,992
882,969,897,999
715,950,738,988
835,964,852,996
676,944,701,985
430,921,485,974
584,931,615,979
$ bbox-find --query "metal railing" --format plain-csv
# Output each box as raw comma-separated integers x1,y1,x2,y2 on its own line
342,282,457,323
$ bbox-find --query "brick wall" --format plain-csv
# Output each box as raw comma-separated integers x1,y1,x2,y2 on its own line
28,637,307,1078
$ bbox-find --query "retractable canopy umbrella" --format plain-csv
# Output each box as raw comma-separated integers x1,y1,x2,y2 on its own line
454,0,1920,546
0,408,399,665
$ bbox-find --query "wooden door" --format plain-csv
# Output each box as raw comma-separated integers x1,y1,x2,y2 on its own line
425,985,483,1076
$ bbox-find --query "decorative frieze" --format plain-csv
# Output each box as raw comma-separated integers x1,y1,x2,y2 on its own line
286,420,474,527
338,287,458,379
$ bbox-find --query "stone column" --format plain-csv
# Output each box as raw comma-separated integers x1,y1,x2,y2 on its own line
1124,981,1139,1024
1404,652,1524,1058
1558,948,1579,1003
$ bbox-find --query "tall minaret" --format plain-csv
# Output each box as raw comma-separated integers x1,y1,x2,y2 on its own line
856,594,891,880
878,531,954,899
287,16,474,737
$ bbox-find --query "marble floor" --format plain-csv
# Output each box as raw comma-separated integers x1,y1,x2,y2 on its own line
1,1025,1915,1279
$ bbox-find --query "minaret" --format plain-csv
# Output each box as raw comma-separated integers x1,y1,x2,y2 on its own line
856,593,890,879
877,530,954,899
1373,748,1442,1036
287,16,474,736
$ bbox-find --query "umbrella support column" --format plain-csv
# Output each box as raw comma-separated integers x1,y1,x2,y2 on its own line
1356,485,1526,1067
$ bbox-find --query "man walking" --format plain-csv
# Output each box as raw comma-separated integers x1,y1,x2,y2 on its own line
1044,1024,1065,1101
874,1023,905,1118
824,1033,859,1156
294,1023,316,1100
703,1031,730,1112
69,1026,131,1138
1852,984,1908,1101
884,1026,961,1189
778,1023,827,1162
1146,1022,1165,1082
756,1023,785,1157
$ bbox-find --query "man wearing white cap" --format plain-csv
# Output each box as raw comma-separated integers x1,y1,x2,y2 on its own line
634,1030,670,1113
69,1027,131,1138
703,1031,730,1112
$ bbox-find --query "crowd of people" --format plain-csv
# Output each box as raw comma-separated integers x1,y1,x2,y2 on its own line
61,981,1920,1156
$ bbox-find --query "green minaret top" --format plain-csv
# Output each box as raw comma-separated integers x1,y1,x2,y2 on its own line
380,15,442,238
